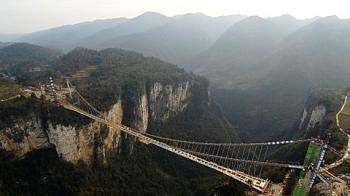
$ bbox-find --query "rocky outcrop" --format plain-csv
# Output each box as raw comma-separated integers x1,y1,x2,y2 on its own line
0,116,50,157
307,105,326,130
299,108,308,129
148,82,192,121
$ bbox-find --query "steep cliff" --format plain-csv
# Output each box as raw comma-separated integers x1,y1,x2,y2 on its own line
298,104,327,132
0,115,50,157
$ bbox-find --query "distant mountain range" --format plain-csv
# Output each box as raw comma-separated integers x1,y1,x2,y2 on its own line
3,12,246,65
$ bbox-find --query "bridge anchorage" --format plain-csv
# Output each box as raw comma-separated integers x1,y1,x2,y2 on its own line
49,79,345,195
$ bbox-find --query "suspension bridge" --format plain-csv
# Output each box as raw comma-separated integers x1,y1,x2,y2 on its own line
48,79,347,195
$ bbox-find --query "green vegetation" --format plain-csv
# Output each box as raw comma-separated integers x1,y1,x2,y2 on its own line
0,43,60,67
0,95,91,130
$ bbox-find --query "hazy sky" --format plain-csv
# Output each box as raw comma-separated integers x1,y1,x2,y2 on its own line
1,0,349,34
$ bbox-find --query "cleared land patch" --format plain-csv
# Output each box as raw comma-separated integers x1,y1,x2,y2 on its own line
70,66,97,78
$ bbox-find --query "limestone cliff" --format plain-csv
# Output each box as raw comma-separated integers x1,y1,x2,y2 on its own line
0,115,50,157
307,105,326,130
298,104,327,134
148,82,192,122
0,81,197,165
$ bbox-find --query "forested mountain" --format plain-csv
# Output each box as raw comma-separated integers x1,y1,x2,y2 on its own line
187,16,286,80
0,43,61,66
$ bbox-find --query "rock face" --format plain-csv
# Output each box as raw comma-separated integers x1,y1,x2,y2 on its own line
299,108,308,129
0,81,197,165
297,104,327,136
0,115,50,157
148,82,192,121
307,105,326,130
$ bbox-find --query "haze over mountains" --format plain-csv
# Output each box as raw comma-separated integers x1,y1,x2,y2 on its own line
3,12,246,65
2,12,350,141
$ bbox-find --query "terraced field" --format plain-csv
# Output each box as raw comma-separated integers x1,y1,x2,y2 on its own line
70,66,97,78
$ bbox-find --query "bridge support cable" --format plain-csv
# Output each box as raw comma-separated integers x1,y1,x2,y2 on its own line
232,146,238,168
223,146,231,167
254,146,264,176
234,146,240,169
239,146,247,171
248,146,258,175
259,146,269,176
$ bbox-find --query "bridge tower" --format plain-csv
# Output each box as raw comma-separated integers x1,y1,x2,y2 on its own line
292,134,331,196
48,76,57,101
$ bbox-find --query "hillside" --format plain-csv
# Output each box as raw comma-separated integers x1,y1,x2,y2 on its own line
0,43,61,67
0,42,12,48
186,16,286,80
